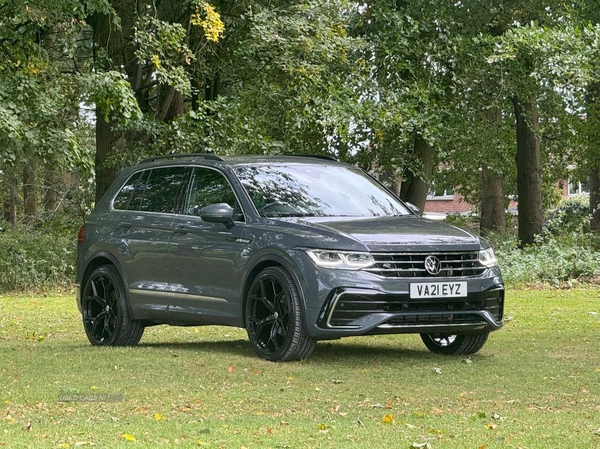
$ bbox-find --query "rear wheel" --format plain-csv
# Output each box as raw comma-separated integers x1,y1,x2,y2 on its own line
245,267,316,361
420,332,489,355
81,265,145,346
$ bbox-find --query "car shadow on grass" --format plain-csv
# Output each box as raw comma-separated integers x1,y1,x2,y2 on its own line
134,338,459,364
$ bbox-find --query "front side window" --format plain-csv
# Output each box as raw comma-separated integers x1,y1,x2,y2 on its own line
113,167,190,213
186,167,244,221
235,163,410,218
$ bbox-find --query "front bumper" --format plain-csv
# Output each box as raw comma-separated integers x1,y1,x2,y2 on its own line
302,265,504,339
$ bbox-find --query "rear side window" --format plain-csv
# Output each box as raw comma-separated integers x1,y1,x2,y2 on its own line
113,167,191,213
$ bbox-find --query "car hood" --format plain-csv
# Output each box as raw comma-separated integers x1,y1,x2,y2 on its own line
288,215,481,252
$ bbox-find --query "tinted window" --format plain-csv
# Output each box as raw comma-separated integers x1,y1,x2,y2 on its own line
186,168,244,221
235,164,410,218
116,167,190,213
113,171,143,210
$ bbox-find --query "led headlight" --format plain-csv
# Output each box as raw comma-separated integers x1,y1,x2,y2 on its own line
478,247,498,267
303,249,375,269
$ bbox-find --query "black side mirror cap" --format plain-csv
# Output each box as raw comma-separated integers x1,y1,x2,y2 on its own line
199,203,235,228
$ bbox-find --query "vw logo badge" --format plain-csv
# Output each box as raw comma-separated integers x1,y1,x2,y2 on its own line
424,255,441,275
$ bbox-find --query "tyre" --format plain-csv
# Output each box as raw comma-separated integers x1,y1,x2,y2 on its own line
81,265,145,346
420,332,489,355
245,267,316,361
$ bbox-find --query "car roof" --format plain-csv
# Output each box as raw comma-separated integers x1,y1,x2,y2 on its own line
134,153,353,169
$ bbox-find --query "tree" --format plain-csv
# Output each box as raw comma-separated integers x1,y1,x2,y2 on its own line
0,0,102,225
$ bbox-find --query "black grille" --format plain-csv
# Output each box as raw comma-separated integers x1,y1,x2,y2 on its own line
326,289,503,328
364,251,485,278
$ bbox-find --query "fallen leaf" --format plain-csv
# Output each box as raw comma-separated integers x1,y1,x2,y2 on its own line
154,413,165,421
463,358,473,365
405,422,417,429
485,423,497,430
432,367,443,375
227,366,234,373
121,433,136,442
382,414,394,424
411,442,432,448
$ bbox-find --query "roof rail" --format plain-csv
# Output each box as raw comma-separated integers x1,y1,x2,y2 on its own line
138,153,224,164
292,154,338,162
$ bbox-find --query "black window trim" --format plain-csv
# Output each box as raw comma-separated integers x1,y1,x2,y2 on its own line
184,165,246,223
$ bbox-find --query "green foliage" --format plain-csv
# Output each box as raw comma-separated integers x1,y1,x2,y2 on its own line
544,195,591,236
0,227,75,292
495,233,600,286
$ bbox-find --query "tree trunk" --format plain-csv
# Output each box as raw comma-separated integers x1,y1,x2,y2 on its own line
512,97,543,246
23,161,37,224
480,106,506,233
587,82,600,231
4,173,19,225
591,166,600,231
90,9,128,202
44,168,59,212
399,135,434,213
480,167,505,234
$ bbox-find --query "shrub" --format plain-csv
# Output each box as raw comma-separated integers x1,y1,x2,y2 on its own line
544,195,590,236
0,227,75,292
496,233,600,286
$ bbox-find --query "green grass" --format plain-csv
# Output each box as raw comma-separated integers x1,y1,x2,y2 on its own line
0,290,599,448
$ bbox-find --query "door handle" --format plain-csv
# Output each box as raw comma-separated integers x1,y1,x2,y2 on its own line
173,225,188,235
117,221,132,229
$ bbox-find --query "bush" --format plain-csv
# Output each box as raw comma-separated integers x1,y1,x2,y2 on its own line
0,227,75,292
544,195,590,236
496,233,600,286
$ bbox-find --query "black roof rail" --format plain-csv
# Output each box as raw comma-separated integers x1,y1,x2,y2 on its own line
137,153,224,164
292,154,338,162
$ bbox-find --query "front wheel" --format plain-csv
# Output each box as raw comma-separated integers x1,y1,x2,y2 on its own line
81,265,145,346
420,332,489,355
245,267,316,361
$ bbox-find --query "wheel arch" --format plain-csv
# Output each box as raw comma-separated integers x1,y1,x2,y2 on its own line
80,252,134,317
241,253,309,323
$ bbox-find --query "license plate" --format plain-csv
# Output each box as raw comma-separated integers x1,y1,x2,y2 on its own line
410,281,467,299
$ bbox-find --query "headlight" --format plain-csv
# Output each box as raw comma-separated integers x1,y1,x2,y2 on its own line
478,247,497,267
303,249,375,269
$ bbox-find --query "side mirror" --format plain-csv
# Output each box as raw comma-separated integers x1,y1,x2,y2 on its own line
199,203,235,228
406,202,421,215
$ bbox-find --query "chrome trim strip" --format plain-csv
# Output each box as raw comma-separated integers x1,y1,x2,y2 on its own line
377,322,485,329
129,289,227,302
326,289,381,329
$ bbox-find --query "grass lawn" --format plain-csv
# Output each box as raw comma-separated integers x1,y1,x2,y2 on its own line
0,289,599,448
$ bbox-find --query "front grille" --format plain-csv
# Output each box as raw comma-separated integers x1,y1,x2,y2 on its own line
325,289,503,328
364,251,485,278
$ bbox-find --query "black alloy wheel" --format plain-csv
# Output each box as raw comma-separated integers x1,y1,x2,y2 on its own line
82,265,144,346
245,267,316,361
420,332,489,355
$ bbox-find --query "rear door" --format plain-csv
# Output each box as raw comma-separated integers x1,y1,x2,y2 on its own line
111,166,192,319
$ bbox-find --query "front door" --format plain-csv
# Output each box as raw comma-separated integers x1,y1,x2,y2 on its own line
167,166,249,325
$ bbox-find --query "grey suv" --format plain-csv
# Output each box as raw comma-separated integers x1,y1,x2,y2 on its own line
76,154,504,361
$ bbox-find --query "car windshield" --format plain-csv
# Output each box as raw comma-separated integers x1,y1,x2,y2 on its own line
235,163,411,218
